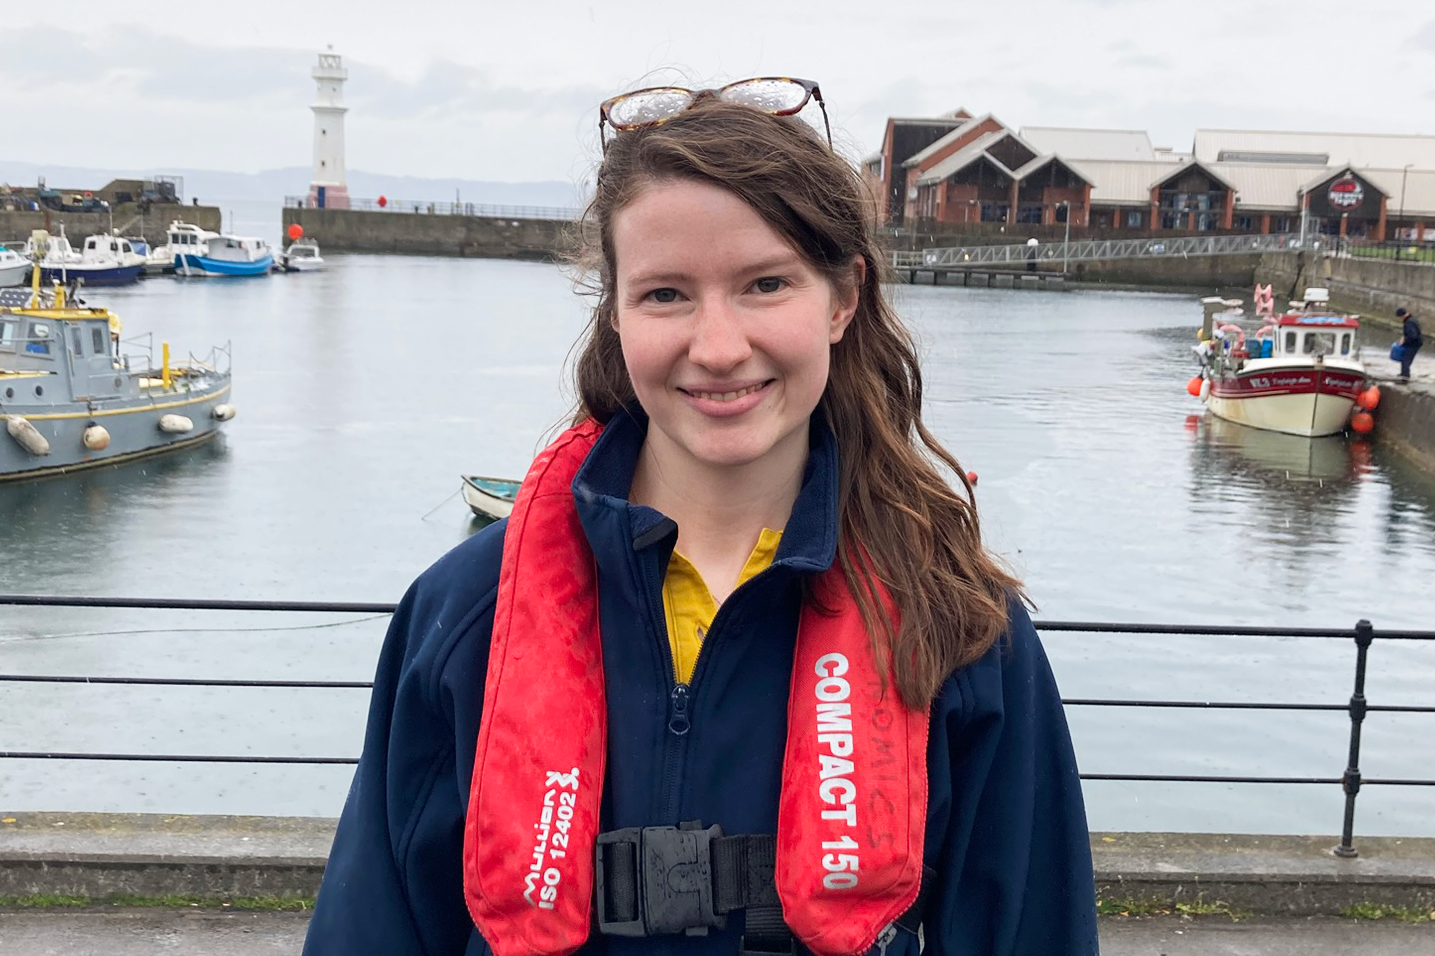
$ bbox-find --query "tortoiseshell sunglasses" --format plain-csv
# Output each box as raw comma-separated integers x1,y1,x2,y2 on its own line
598,77,830,151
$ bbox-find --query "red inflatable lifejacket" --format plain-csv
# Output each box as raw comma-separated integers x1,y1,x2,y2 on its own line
463,421,929,956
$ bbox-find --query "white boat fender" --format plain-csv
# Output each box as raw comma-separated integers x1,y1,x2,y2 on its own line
212,404,236,421
6,416,51,456
1199,379,1211,401
158,414,194,434
82,424,111,451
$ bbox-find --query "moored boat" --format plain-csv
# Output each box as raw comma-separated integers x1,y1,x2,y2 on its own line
174,233,275,278
24,230,143,287
279,237,325,272
1,276,235,482
0,247,28,287
460,474,519,521
1190,289,1366,438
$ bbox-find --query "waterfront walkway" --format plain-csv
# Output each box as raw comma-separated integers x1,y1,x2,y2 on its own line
1,910,1431,954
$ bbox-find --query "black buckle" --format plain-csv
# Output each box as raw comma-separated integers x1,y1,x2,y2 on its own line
596,823,725,937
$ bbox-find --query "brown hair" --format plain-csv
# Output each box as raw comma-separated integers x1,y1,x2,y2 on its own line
572,99,1024,706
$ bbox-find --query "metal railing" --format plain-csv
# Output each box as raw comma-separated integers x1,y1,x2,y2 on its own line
282,196,581,221
1,595,1431,857
894,232,1307,271
1343,238,1435,264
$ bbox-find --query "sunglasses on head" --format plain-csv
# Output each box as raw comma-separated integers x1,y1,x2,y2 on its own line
598,76,830,152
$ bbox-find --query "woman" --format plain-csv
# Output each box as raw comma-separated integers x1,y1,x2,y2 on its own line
304,78,1097,956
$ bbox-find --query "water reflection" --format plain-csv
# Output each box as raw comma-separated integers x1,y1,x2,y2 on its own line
0,438,230,568
1190,413,1360,485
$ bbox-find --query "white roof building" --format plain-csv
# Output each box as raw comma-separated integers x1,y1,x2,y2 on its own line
1021,127,1157,162
1194,129,1435,169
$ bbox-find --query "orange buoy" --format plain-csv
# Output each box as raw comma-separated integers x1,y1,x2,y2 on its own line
965,471,978,486
1349,411,1375,435
287,223,304,241
1187,376,1203,397
1355,386,1381,412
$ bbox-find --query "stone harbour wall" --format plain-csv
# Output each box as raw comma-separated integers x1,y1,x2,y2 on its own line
1259,251,1435,325
0,205,222,247
282,208,576,261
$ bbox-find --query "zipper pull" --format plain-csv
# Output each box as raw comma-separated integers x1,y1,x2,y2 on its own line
668,683,691,736
875,924,897,956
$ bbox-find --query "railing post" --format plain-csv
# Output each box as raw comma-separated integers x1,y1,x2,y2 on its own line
1333,618,1374,858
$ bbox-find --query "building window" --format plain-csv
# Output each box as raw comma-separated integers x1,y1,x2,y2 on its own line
1017,204,1043,224
980,202,1008,223
1273,216,1292,232
1126,210,1143,228
1055,204,1070,224
1235,215,1255,232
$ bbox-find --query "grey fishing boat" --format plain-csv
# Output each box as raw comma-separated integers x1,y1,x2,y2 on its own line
1,280,234,482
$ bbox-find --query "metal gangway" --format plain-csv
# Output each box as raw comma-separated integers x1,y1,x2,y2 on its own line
893,232,1309,273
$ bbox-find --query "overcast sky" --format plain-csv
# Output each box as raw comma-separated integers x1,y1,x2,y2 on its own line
4,0,1432,189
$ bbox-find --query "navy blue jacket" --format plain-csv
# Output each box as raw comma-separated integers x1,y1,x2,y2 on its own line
303,411,1098,955
1403,315,1422,348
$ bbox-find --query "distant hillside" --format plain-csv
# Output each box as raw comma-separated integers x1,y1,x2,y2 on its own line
0,162,581,209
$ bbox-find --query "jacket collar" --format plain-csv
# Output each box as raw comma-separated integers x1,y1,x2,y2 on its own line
571,406,839,576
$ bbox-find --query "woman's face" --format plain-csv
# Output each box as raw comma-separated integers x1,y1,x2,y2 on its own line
610,178,858,481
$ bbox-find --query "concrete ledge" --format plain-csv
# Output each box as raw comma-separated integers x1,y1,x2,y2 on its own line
0,813,330,900
3,814,1434,914
1093,831,1435,914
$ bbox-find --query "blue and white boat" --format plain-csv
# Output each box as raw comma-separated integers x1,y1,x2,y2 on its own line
24,231,143,287
174,232,275,277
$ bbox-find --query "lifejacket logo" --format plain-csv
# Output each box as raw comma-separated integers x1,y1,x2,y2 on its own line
814,653,861,891
523,767,580,911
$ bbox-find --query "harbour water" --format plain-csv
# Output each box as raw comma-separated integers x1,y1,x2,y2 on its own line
2,255,1433,837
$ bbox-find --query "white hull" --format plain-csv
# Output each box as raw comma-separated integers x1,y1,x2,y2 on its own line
0,261,29,287
461,481,514,520
1206,390,1357,438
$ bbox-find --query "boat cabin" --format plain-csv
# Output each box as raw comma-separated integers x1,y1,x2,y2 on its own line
1,290,125,401
166,221,214,250
81,235,141,262
1269,314,1359,359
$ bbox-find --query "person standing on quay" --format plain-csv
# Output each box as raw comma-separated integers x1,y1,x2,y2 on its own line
1396,307,1423,383
302,78,1097,956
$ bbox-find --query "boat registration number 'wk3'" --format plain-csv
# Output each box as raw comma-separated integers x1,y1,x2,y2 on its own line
814,653,861,890
523,768,580,909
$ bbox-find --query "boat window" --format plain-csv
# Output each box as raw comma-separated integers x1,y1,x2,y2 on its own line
1284,331,1296,353
1340,333,1351,355
0,319,13,349
1302,332,1336,356
71,327,83,356
25,323,51,355
92,326,106,353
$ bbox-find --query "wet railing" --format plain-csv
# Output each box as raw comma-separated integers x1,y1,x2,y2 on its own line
1,595,1432,857
283,196,581,221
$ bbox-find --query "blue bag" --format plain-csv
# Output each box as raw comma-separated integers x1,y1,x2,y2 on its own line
1390,342,1407,362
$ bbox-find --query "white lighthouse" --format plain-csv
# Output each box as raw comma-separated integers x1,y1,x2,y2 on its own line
306,49,350,209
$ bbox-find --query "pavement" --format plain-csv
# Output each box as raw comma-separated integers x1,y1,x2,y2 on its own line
0,910,1431,955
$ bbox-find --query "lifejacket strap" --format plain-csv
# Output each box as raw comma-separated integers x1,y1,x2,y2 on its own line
595,823,933,950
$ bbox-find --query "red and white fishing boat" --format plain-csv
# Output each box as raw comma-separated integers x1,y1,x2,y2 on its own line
1191,289,1366,438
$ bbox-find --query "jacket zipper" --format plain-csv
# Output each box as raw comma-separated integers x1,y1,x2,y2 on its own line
646,552,781,821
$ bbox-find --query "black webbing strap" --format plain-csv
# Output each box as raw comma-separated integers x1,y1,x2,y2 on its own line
713,835,788,953
595,825,933,951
